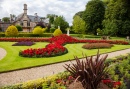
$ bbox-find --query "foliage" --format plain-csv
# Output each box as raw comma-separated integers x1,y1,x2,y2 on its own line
73,11,84,19
32,26,43,35
83,0,105,34
15,25,23,31
47,14,58,24
64,50,108,89
53,16,69,33
1,71,70,89
12,41,35,46
82,43,113,49
72,15,86,34
2,17,10,22
53,28,62,37
103,54,130,89
97,28,103,35
42,28,46,32
50,27,56,33
102,0,130,36
5,25,18,37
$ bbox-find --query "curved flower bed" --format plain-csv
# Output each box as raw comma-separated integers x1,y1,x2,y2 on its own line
17,34,129,57
19,42,68,57
12,41,35,46
82,43,113,49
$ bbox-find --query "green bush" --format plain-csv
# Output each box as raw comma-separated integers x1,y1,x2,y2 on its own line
53,28,62,37
50,28,56,33
33,26,43,35
42,28,46,32
5,25,18,37
15,25,23,31
0,33,5,37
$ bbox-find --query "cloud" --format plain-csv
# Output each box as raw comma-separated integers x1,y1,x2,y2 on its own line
0,0,90,25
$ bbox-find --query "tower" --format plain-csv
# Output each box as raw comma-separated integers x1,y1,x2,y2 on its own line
23,4,28,27
23,4,27,15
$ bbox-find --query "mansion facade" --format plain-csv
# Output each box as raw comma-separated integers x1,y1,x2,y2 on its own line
0,4,49,32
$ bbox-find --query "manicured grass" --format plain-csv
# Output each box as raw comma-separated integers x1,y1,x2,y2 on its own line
0,42,130,72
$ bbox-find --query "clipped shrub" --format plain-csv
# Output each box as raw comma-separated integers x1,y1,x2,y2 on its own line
82,43,113,49
5,25,18,37
33,26,43,35
50,27,56,33
64,50,108,89
15,25,23,31
42,28,46,32
53,28,62,37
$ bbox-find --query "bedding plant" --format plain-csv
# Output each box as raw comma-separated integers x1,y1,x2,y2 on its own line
18,34,129,58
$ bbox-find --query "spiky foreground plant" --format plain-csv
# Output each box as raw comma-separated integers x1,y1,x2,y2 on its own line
64,51,108,89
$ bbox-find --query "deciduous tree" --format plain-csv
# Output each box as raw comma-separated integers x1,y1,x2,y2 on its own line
83,0,105,34
72,15,86,34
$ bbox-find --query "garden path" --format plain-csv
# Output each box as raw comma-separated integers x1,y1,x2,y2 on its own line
0,48,6,60
0,48,130,87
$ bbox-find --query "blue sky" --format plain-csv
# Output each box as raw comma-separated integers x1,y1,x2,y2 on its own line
0,0,90,25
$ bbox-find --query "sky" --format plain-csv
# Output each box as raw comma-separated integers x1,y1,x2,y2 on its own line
0,0,90,25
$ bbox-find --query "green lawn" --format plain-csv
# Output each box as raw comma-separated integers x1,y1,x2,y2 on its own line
0,42,130,73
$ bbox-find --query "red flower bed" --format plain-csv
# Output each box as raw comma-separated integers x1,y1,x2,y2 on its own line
19,43,68,57
5,34,127,57
0,34,128,45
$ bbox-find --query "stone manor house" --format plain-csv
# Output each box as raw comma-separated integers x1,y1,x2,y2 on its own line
0,4,49,32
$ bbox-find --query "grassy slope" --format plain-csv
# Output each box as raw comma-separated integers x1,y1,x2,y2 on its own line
0,42,130,72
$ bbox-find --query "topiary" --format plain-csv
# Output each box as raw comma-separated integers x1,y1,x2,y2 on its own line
15,25,23,31
33,26,43,34
42,28,46,32
53,28,62,37
5,25,18,37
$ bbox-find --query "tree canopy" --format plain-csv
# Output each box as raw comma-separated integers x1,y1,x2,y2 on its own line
72,15,86,34
103,0,130,36
2,17,10,22
53,16,69,33
83,0,105,34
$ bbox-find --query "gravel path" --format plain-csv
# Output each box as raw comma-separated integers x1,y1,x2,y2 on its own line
0,49,130,87
0,48,6,60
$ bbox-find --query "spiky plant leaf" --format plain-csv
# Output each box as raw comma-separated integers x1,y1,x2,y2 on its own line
64,51,108,89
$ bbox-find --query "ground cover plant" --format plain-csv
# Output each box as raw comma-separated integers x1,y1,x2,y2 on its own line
82,43,113,49
12,41,35,46
0,34,130,72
